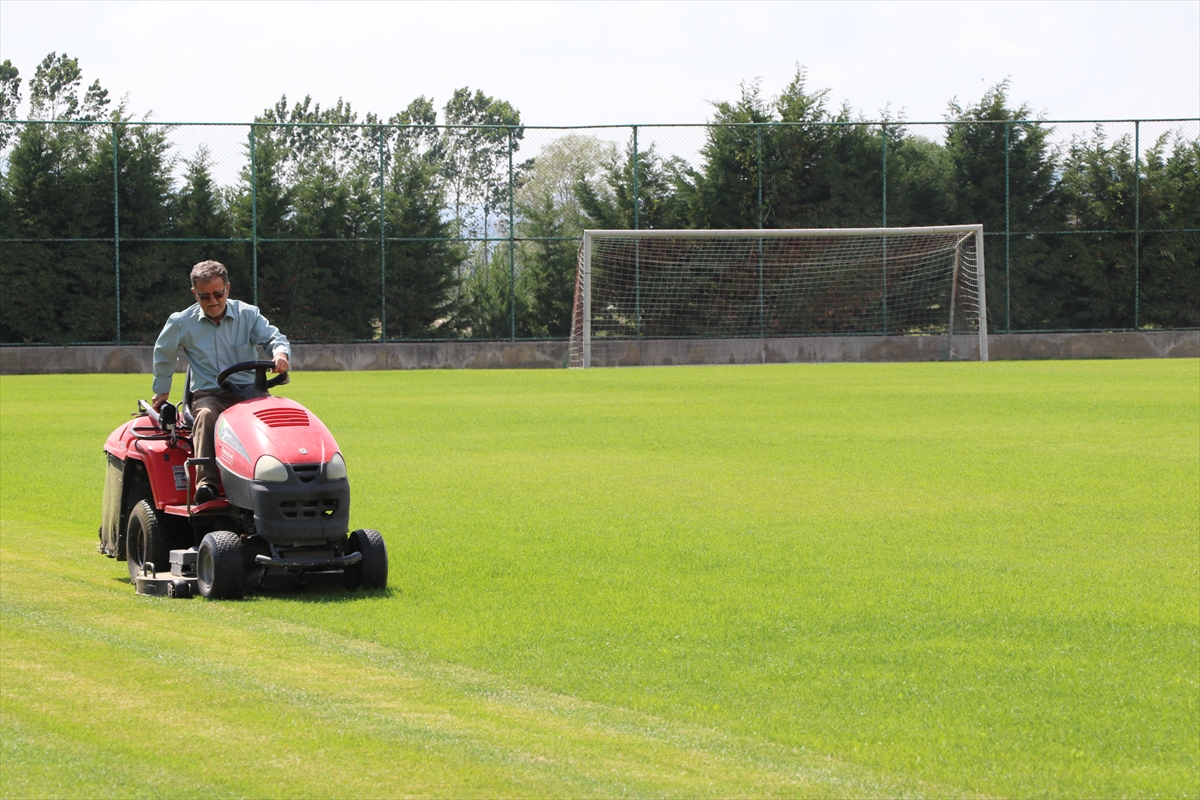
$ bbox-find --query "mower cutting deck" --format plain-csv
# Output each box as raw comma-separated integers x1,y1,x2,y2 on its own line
99,360,387,599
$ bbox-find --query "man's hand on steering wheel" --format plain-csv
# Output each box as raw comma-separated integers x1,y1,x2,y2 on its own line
273,353,290,374
151,392,170,411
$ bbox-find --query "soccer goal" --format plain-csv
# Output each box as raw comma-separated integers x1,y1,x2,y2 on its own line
568,225,988,367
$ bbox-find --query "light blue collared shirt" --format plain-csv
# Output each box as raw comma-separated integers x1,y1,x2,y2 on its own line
152,299,291,395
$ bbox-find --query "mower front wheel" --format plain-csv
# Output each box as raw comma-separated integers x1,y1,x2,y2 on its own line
127,500,171,582
345,529,388,590
197,531,245,599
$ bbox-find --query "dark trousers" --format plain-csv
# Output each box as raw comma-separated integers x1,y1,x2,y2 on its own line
191,390,240,489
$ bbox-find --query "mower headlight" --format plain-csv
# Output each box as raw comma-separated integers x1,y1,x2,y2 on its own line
326,452,347,481
254,455,289,482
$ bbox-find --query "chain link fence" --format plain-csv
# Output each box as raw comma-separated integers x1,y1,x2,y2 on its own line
1,117,1196,345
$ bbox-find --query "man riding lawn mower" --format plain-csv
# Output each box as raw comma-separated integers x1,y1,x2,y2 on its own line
98,261,387,599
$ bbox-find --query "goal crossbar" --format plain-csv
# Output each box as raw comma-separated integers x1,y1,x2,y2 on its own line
571,225,989,367
580,225,985,240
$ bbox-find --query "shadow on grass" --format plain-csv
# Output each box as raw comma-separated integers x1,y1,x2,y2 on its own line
262,586,396,604
111,571,395,602
242,569,396,603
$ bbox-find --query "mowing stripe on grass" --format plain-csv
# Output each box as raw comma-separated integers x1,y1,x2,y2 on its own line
1,520,970,799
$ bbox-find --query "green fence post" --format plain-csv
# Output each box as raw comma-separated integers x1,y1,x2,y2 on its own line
112,122,121,345
633,125,640,336
1004,120,1011,333
632,125,639,230
756,125,764,229
1134,120,1140,329
757,125,765,347
249,124,259,308
508,128,516,342
881,122,888,336
881,122,887,228
379,125,387,342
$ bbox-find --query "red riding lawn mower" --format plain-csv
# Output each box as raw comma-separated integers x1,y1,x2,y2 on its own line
99,360,387,599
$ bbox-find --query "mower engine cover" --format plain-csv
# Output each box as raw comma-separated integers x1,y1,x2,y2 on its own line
214,395,351,547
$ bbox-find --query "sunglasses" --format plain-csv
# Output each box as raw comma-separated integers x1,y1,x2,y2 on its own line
193,287,228,302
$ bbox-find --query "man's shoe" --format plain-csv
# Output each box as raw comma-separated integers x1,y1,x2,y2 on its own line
193,484,217,505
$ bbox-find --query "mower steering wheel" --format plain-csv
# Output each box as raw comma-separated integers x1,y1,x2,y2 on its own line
216,360,289,397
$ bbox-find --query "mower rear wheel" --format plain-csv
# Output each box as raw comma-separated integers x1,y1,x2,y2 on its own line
345,528,388,590
197,531,245,599
127,500,171,582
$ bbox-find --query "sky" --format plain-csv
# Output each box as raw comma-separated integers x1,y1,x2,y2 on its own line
1,0,1198,129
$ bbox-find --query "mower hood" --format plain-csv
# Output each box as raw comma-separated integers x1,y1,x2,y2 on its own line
214,396,341,480
215,396,351,546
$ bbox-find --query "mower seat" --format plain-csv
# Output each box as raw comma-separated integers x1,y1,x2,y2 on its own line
180,365,196,427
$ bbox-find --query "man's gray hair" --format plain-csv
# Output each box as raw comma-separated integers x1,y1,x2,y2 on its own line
190,260,229,287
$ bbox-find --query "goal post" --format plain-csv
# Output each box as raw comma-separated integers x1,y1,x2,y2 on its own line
569,225,988,367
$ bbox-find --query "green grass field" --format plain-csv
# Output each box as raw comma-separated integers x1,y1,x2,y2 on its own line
2,361,1197,798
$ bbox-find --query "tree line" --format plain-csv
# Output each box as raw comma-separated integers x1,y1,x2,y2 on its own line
1,53,1196,345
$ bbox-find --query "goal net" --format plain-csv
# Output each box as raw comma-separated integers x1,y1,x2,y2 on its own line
568,225,988,367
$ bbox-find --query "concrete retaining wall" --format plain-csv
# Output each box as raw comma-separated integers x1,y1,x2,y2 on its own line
1,330,1195,375
0,341,569,375
588,330,1199,366
988,331,1199,360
